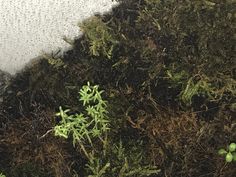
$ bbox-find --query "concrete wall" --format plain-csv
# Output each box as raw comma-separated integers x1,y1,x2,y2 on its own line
0,0,118,75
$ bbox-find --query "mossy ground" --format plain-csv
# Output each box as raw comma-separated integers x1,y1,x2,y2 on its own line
0,0,235,176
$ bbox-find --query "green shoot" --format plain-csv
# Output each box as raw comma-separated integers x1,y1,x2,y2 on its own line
218,142,236,163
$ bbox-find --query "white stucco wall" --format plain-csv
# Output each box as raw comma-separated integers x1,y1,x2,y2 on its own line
0,0,118,75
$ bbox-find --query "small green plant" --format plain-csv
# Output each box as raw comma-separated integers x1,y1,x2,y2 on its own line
86,152,111,177
179,76,213,105
54,81,109,158
86,140,160,177
111,140,160,177
53,82,160,176
218,142,236,163
0,172,6,177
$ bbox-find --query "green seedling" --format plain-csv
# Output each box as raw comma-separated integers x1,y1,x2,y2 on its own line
54,81,109,158
0,173,6,177
218,142,236,163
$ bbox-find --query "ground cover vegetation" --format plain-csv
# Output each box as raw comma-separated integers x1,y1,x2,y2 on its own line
218,142,236,163
0,0,235,176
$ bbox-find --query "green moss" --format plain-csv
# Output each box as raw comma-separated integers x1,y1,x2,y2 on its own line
85,140,160,177
79,16,118,59
134,0,235,106
1,1,235,177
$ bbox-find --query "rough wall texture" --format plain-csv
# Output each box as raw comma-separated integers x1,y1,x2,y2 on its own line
0,0,117,74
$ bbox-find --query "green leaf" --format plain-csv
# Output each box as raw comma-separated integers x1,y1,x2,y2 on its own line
226,152,233,162
232,152,236,161
0,173,6,177
218,148,227,155
229,143,236,152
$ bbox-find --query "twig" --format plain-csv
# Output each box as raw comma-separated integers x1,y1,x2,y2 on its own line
39,129,53,139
